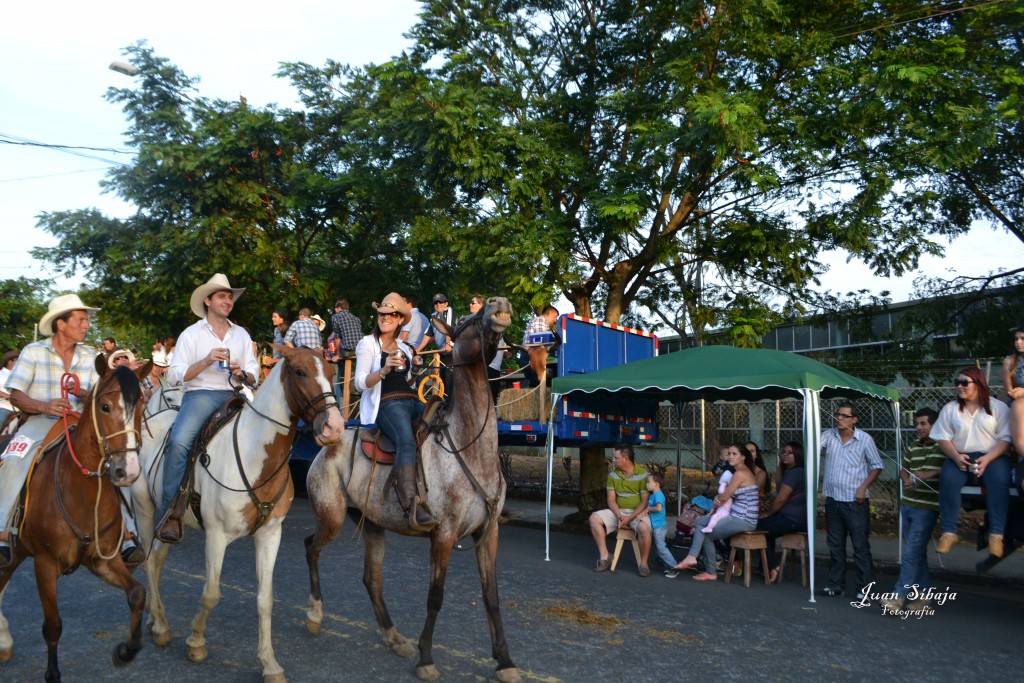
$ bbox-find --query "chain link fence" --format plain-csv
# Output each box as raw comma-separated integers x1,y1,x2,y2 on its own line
502,365,1006,529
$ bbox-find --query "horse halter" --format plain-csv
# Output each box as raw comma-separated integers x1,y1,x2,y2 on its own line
61,372,142,478
281,358,339,427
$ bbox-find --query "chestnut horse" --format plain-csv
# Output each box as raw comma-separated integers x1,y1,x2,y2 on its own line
304,297,520,683
0,359,150,682
130,344,344,683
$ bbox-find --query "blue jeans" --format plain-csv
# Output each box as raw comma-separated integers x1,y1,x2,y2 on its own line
375,398,424,468
939,452,1011,536
651,525,677,569
688,513,755,572
756,513,806,570
894,506,938,600
161,389,233,515
824,497,874,590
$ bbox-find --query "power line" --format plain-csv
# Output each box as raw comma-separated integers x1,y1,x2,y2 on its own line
0,166,112,183
0,131,131,167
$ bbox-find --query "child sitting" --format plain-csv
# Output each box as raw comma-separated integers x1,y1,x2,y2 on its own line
701,470,733,533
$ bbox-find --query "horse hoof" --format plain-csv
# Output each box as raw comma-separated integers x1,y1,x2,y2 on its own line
111,642,138,667
151,629,171,647
305,617,321,635
187,644,208,663
495,667,522,683
416,664,440,681
383,628,416,658
263,671,287,683
0,648,12,663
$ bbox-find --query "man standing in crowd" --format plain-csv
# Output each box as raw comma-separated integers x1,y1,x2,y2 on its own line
156,274,258,544
0,294,101,566
882,407,943,614
588,443,653,577
400,294,429,350
101,337,118,355
329,298,363,401
820,401,883,599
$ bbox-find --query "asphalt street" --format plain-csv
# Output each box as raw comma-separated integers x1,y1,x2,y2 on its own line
0,497,1020,682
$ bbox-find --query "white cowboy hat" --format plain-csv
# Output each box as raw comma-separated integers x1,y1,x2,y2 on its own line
190,273,245,318
107,349,136,370
38,293,101,337
310,314,327,332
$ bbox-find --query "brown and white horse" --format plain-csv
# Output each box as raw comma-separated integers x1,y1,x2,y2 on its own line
304,297,520,683
0,359,150,682
130,344,344,683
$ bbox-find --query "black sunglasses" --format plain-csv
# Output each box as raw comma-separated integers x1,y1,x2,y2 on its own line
954,378,974,387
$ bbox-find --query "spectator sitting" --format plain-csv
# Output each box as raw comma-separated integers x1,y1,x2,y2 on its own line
701,470,733,533
285,308,323,349
933,367,1011,558
709,446,730,477
399,294,430,350
745,440,771,499
756,441,807,584
675,443,759,581
589,443,652,577
1000,325,1024,456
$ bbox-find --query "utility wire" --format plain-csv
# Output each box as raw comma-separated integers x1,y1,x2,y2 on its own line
0,166,112,183
0,132,131,167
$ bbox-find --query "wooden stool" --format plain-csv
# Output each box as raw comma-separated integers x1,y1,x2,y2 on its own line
778,532,809,587
726,531,770,588
610,528,641,572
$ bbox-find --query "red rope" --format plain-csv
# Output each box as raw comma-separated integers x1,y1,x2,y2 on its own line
60,372,90,476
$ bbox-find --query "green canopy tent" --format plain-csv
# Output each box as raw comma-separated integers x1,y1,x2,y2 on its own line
547,345,901,602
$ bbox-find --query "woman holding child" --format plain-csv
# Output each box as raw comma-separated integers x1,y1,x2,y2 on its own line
675,443,759,581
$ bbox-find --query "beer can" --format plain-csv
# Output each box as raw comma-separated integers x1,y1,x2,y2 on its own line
219,348,231,370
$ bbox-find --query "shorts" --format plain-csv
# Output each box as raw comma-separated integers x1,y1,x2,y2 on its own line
592,508,650,535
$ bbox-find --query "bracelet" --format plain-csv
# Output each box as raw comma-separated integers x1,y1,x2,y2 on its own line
379,369,386,380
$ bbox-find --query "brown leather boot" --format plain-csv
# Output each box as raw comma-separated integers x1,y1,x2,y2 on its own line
155,490,189,544
395,464,437,532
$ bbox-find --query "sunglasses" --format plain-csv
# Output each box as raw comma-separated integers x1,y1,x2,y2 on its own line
378,312,401,319
954,378,974,387
834,413,854,419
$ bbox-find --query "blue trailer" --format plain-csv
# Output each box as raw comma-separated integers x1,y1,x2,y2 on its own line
498,314,659,447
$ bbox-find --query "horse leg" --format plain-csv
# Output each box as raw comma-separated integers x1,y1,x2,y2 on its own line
304,453,346,635
90,559,146,667
473,525,520,683
144,540,173,646
33,558,62,683
0,556,26,663
362,522,415,658
415,536,456,682
186,530,228,664
253,524,286,683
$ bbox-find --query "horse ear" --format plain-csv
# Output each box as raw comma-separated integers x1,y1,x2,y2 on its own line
433,317,453,338
135,360,153,381
95,353,109,377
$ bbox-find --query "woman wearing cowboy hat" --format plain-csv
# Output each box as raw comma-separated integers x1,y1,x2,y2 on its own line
155,274,260,544
0,294,102,566
354,292,436,531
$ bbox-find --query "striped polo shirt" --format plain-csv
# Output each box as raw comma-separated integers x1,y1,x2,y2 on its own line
902,439,944,511
607,463,650,510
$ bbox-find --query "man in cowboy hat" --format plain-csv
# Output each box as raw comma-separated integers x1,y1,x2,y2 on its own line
155,273,259,544
0,294,101,566
285,308,324,350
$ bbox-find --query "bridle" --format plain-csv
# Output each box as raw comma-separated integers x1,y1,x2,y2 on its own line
228,354,339,433
61,371,142,478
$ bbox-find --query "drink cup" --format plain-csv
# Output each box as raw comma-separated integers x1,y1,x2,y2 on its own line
219,348,231,370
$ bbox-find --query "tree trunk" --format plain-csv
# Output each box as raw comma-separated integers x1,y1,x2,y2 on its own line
574,444,608,518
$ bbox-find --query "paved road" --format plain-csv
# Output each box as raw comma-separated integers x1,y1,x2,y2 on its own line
1,498,1020,682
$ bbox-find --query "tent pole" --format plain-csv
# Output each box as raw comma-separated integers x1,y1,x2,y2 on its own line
544,394,560,561
802,389,820,604
675,402,685,517
892,400,904,563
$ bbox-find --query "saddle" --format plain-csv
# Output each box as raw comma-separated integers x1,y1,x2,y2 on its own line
357,395,445,465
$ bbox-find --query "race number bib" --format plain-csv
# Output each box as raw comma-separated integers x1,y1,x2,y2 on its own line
1,435,35,462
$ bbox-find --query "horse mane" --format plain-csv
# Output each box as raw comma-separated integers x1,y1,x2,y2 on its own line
111,365,142,408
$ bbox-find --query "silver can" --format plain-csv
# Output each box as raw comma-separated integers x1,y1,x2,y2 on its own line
219,348,231,370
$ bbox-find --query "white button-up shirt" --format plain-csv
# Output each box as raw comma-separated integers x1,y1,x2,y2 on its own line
168,317,258,392
929,399,1010,454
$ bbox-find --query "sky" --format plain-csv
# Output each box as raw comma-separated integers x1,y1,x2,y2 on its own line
2,1,1019,309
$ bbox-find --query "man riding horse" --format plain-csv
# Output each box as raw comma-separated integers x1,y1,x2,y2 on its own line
0,294,102,567
155,273,260,544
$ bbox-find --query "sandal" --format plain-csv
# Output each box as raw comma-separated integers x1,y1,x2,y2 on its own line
693,572,718,581
675,557,698,571
768,566,781,584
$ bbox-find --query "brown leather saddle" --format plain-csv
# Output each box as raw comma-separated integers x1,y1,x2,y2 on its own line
357,395,444,465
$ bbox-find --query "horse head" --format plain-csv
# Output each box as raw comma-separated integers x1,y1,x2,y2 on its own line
84,355,151,486
445,296,512,368
269,343,344,445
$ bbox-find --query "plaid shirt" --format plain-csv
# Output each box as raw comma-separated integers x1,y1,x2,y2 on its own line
284,317,323,349
4,339,99,411
330,310,363,353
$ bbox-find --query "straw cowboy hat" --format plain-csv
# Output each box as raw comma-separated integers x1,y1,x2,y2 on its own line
372,292,412,326
107,349,136,370
38,294,101,337
310,314,327,332
190,273,245,318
